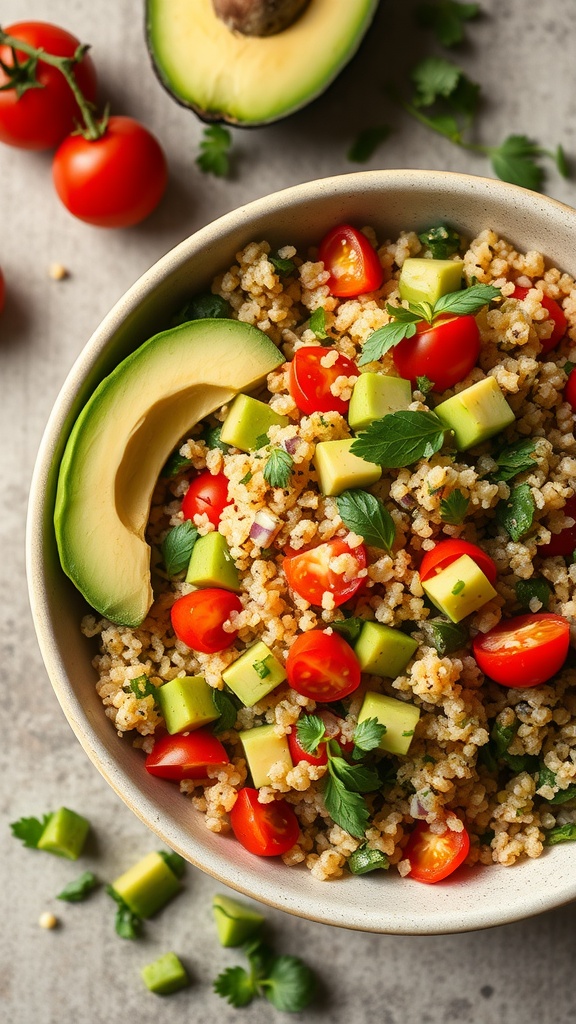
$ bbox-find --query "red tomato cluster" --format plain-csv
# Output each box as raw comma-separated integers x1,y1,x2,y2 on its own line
0,21,167,227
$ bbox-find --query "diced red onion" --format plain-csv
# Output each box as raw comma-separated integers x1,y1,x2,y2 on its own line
398,494,416,509
284,435,300,455
249,509,281,546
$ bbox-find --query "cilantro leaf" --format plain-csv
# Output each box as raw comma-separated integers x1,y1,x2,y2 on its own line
496,483,535,542
416,1,480,47
270,254,296,276
10,813,52,849
161,450,192,478
411,56,461,107
348,845,389,874
162,520,198,577
545,823,576,845
57,871,99,903
537,764,576,804
323,772,370,838
263,447,294,488
203,423,230,453
127,675,157,699
489,135,545,191
261,955,316,1012
331,617,366,646
196,124,232,177
515,577,551,611
416,375,435,395
171,292,230,327
418,224,461,259
296,715,326,755
309,307,328,339
336,489,396,551
214,966,256,1007
350,410,446,468
352,717,386,755
492,439,539,482
433,283,500,316
419,616,469,655
439,488,469,525
329,757,380,794
358,320,417,365
347,125,391,163
212,689,239,734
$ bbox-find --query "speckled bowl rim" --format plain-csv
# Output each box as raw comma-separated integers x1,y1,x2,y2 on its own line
26,169,576,934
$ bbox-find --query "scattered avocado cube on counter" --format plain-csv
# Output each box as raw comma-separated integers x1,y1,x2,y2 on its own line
239,723,293,789
212,893,265,947
222,641,286,706
185,531,240,591
36,807,90,860
422,553,497,623
313,438,381,496
399,257,464,305
220,393,288,451
110,851,182,919
348,373,412,431
435,377,515,450
156,675,220,734
358,692,421,756
354,621,418,679
141,952,190,994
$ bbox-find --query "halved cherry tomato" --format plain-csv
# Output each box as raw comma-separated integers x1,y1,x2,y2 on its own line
512,286,567,354
318,224,384,297
284,539,367,607
182,470,230,527
288,727,328,767
472,612,570,688
404,818,470,883
145,728,229,780
170,588,241,653
230,787,300,857
419,539,497,587
539,496,576,558
288,346,359,415
392,315,480,393
286,630,361,702
565,369,576,411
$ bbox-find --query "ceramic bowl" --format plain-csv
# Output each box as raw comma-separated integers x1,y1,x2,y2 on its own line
26,169,576,934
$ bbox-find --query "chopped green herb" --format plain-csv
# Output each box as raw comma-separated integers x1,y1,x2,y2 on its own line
434,284,501,317
348,845,389,874
492,439,539,482
451,579,465,595
417,223,461,259
239,471,253,486
196,124,232,177
351,410,446,468
309,306,329,339
496,483,535,542
352,717,386,758
347,124,391,162
270,253,296,276
419,617,469,655
515,578,551,610
402,729,415,737
161,450,193,478
263,447,294,488
537,764,576,804
171,292,230,327
422,754,437,765
214,939,315,1012
57,871,100,903
203,423,230,453
254,432,270,450
545,823,576,845
439,488,469,525
335,489,396,551
212,689,239,734
563,360,575,377
158,850,186,878
296,714,326,755
253,657,271,680
161,521,198,577
416,374,435,395
331,616,366,646
128,675,157,700
106,886,142,940
323,772,370,839
416,1,480,47
10,813,53,849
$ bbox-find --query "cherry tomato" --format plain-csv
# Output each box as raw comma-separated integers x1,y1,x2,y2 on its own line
512,286,567,354
288,346,359,416
182,470,230,528
286,630,361,702
0,22,97,150
288,726,328,767
318,223,384,297
419,539,497,587
283,538,367,607
52,116,167,228
392,315,480,393
145,728,229,780
539,496,576,558
404,818,470,883
472,612,570,688
170,588,241,654
230,787,300,857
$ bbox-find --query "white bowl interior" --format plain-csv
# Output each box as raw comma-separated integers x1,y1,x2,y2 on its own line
27,169,576,933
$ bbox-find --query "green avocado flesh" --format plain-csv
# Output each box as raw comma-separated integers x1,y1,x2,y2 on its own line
146,0,379,126
54,318,283,627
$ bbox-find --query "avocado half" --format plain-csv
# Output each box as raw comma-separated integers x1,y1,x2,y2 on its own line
54,318,284,627
146,0,380,126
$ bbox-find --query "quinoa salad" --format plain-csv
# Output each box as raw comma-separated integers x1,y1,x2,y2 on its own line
77,221,576,883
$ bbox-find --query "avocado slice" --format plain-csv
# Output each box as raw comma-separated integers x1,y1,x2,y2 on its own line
54,318,283,627
146,0,379,127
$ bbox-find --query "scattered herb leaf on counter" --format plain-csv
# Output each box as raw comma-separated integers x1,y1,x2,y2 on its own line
214,937,316,1012
106,886,143,940
57,871,100,903
416,1,480,47
162,521,198,577
336,489,396,551
196,124,232,177
10,814,52,849
495,483,535,542
439,488,469,525
347,124,391,162
351,410,446,468
263,447,294,488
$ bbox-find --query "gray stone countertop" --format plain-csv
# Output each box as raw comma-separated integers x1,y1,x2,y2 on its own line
1,1,576,1021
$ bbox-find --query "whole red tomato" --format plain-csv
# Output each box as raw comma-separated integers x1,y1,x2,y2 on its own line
318,224,384,297
392,315,481,392
0,22,97,150
52,116,167,227
472,612,570,688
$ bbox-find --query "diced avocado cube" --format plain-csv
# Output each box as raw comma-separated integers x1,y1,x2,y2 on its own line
358,692,421,756
222,641,286,707
36,807,90,860
157,675,219,734
220,393,288,452
212,893,265,947
422,553,497,623
399,257,464,305
435,377,515,450
111,851,182,919
348,373,412,432
185,531,240,591
239,723,293,789
313,438,381,497
141,952,189,995
354,621,418,679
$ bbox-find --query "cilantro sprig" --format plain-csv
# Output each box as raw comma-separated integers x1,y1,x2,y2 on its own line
416,1,480,47
439,488,469,525
196,124,232,177
418,224,461,259
335,488,396,551
214,938,315,1012
351,409,447,468
10,813,53,849
263,446,294,488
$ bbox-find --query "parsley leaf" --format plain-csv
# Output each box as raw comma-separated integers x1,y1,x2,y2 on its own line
545,823,576,845
489,134,545,191
358,320,417,365
263,447,294,488
419,616,469,655
348,845,389,874
57,871,99,903
336,489,396,551
412,55,461,107
515,577,551,611
127,675,157,699
352,717,386,758
161,450,192,478
270,253,296,276
261,955,316,1012
171,292,230,327
162,521,198,576
492,439,539,482
418,223,461,259
10,813,52,849
330,757,380,794
350,410,446,468
196,124,232,177
203,423,230,453
309,307,328,339
212,689,239,734
537,764,576,804
496,483,535,542
433,283,500,316
416,374,435,395
323,772,370,839
439,488,469,525
214,966,256,1008
296,715,326,755
416,1,480,47
347,125,391,162
331,617,366,646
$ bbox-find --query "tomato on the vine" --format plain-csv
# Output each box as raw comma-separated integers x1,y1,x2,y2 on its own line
0,22,97,149
230,788,300,857
539,496,576,558
472,612,570,688
170,588,241,654
288,346,359,415
52,116,167,227
392,315,480,393
404,818,470,883
145,728,229,781
419,539,497,587
182,470,230,528
318,224,384,297
512,286,567,353
286,630,361,702
283,538,367,607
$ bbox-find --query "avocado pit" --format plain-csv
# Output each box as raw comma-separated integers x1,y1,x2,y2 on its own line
212,0,310,37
